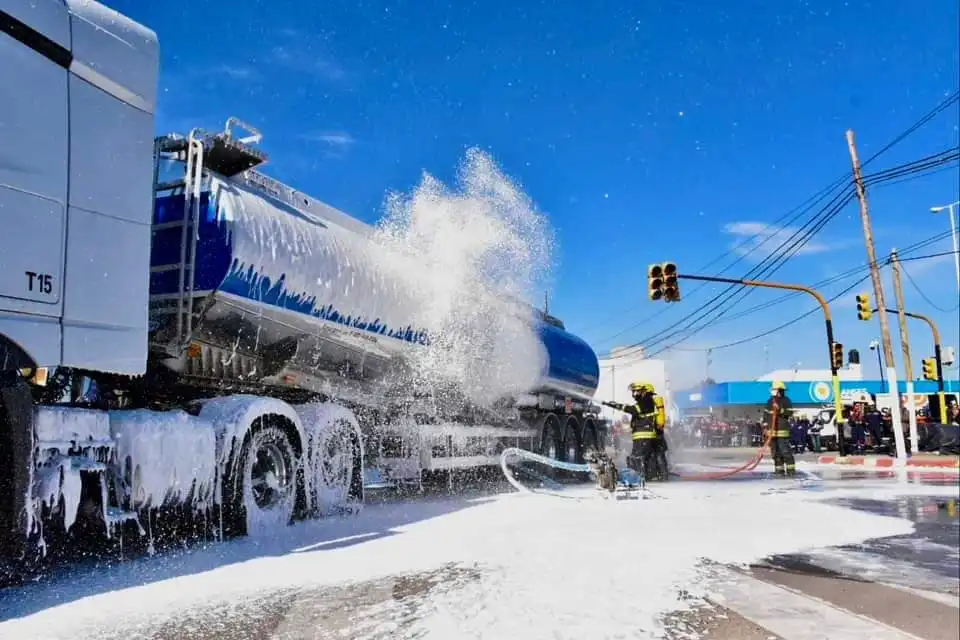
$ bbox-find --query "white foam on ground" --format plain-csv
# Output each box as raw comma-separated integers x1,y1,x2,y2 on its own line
3,477,955,640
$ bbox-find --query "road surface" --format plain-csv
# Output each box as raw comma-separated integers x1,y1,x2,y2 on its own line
0,449,956,640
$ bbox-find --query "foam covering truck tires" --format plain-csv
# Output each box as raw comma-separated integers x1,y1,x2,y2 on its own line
0,1,603,572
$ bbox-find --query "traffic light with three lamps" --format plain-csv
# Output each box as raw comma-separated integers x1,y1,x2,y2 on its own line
855,293,872,321
922,358,937,381
831,342,844,370
662,263,680,301
647,262,681,302
647,264,664,301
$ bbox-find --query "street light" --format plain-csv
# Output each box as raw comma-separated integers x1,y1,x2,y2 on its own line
870,339,886,393
930,200,960,294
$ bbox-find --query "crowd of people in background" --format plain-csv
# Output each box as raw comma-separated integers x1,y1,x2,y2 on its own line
675,398,960,455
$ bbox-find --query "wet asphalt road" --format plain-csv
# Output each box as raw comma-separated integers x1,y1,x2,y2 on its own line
3,450,958,640
665,450,960,640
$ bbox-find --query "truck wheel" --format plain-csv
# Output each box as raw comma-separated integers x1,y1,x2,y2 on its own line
233,423,297,536
311,418,357,516
540,414,562,460
582,419,600,456
563,416,582,463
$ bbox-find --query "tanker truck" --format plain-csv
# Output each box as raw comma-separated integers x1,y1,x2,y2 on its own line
0,0,603,563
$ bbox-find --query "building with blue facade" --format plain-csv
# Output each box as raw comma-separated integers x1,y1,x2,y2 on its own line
674,378,960,421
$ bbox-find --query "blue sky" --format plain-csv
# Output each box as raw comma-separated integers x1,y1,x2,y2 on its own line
108,0,959,386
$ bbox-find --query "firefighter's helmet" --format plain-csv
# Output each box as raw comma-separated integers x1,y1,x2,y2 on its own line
629,381,649,393
771,380,786,392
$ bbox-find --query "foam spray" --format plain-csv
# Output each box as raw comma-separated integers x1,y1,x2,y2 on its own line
374,148,555,410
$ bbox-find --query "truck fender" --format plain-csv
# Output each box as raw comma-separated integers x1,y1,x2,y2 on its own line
197,395,308,506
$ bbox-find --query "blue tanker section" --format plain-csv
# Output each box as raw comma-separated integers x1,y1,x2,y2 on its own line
150,190,600,398
150,192,429,345
538,322,600,396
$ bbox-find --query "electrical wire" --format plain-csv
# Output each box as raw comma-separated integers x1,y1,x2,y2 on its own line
649,244,960,355
648,274,872,355
593,179,853,342
595,91,960,348
631,188,855,352
899,258,960,313
634,157,959,353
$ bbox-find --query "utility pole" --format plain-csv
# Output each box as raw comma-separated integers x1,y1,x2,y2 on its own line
706,348,713,381
846,130,907,462
889,249,919,453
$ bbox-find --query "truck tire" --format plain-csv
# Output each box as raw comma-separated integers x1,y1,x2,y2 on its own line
228,421,298,537
539,414,562,460
0,377,33,584
562,415,582,463
581,418,600,456
311,417,358,516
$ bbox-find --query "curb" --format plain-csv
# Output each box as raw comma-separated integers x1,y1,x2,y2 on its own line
817,454,960,469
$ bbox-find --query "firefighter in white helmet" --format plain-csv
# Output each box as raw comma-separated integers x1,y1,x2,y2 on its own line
764,381,796,476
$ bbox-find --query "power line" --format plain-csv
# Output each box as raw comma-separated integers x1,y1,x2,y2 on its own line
624,153,960,354
631,188,855,351
597,92,959,349
656,274,873,353
870,162,959,191
899,255,960,313
862,147,959,185
592,179,853,341
647,242,959,355
603,183,854,349
899,248,960,262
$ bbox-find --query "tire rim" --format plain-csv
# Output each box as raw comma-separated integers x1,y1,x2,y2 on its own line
250,440,292,510
567,438,578,462
315,420,354,510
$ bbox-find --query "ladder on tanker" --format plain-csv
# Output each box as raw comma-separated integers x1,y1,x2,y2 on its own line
150,118,269,355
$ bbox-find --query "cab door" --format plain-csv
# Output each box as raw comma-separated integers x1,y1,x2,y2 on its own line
0,1,71,368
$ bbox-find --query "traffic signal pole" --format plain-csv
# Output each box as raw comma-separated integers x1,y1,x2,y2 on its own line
889,249,919,452
874,307,949,425
673,273,848,456
846,130,907,463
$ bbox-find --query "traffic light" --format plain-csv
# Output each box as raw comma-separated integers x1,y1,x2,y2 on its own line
922,357,937,381
648,264,664,301
647,262,681,302
855,293,872,321
831,342,844,370
662,262,680,301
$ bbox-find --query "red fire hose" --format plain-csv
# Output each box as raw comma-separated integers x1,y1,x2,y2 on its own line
670,403,778,481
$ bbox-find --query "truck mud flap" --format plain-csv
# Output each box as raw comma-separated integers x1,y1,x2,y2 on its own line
0,376,34,569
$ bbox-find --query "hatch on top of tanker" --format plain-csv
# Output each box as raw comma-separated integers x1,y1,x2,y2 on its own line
155,117,269,181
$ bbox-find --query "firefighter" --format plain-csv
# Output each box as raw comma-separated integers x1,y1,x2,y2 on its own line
649,384,670,481
601,382,660,481
764,381,796,477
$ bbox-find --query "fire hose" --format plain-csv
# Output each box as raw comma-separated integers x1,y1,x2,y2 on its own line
668,428,774,480
500,404,786,493
669,401,779,480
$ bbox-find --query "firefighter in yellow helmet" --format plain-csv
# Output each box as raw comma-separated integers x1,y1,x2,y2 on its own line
764,381,796,476
601,382,661,481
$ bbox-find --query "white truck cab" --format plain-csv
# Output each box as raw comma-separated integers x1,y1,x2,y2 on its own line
0,0,159,374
